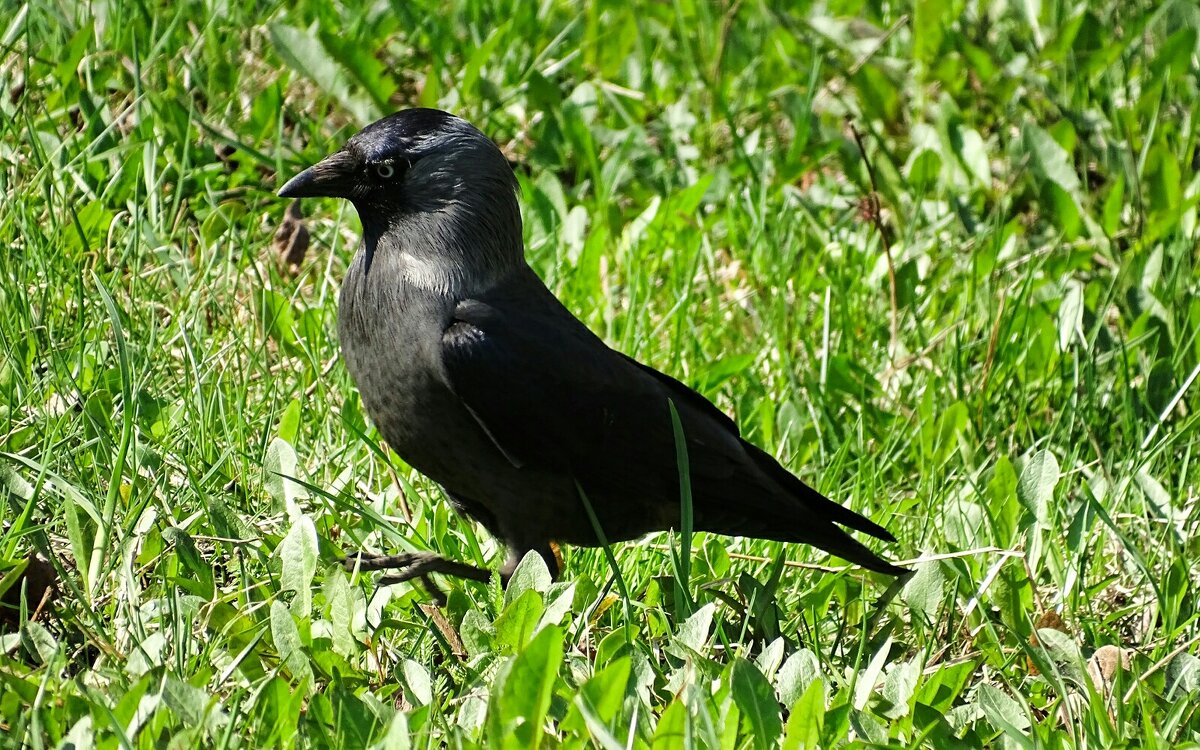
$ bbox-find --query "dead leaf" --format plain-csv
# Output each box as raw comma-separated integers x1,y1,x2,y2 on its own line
0,554,58,628
273,199,310,270
419,603,466,658
1087,644,1130,715
1028,609,1070,676
1054,645,1132,724
589,593,619,625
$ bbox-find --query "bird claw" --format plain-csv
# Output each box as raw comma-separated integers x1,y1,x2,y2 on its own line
341,550,436,575
341,550,494,607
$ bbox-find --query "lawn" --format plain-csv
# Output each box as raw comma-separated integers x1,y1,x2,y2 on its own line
2,0,1199,746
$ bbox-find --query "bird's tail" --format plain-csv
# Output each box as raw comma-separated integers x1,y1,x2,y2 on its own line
800,523,910,576
735,441,909,575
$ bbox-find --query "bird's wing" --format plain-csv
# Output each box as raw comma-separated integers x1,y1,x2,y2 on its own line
440,282,902,573
620,352,896,543
439,290,743,496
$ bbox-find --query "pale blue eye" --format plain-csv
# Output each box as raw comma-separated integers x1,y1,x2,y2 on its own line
375,163,395,179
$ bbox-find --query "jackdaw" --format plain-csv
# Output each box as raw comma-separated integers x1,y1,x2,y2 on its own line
278,108,906,591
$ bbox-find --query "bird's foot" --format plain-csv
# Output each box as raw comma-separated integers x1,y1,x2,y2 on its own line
342,550,494,607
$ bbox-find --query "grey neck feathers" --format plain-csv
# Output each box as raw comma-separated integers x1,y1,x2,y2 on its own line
361,183,524,299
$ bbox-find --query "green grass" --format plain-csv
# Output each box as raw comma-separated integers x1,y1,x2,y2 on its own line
2,0,1199,746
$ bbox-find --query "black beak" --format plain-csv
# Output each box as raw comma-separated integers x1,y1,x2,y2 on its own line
278,149,359,198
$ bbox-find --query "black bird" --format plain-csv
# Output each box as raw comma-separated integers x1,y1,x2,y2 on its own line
278,108,906,591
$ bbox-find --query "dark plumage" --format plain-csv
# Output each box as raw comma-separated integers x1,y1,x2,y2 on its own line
278,108,906,591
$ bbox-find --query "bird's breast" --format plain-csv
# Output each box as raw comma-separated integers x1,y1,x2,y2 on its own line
338,257,447,441
336,255,506,494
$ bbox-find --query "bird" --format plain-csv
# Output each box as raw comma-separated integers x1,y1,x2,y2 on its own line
277,108,907,596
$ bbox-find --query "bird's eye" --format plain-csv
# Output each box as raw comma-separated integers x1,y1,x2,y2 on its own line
374,163,395,179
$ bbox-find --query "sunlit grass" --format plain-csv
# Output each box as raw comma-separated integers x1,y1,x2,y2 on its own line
1,0,1198,746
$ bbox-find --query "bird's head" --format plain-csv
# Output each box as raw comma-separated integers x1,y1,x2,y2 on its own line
278,109,523,292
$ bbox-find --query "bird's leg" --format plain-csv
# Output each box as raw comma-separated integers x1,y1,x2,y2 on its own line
342,550,494,600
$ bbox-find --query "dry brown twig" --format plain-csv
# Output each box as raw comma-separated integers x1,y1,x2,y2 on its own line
849,122,900,360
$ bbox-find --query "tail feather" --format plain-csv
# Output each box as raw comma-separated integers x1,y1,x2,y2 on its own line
687,440,908,575
695,508,908,575
806,524,910,576
741,440,898,542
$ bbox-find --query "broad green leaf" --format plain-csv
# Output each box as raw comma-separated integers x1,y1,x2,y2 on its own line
461,609,496,657
1145,144,1181,219
277,399,302,445
854,637,892,710
731,658,783,750
370,712,410,750
668,602,715,658
461,23,509,101
1150,27,1198,78
1057,280,1084,351
669,172,715,215
540,581,576,629
263,437,308,514
1022,123,1082,236
849,708,888,745
324,567,357,657
318,29,394,111
494,588,544,653
1043,183,1082,237
249,671,301,744
1033,627,1086,685
278,514,318,618
987,457,1020,546
776,649,820,708
781,678,824,750
1165,653,1200,699
270,600,312,686
904,124,942,185
207,496,255,542
1136,467,1181,534
882,658,920,719
487,625,563,750
902,562,945,623
1142,245,1164,290
164,527,215,599
568,657,632,749
912,0,948,65
915,659,977,711
402,660,432,706
756,638,786,680
943,495,986,548
698,353,755,393
595,624,638,666
1017,449,1058,528
329,685,385,749
954,126,991,188
505,549,552,605
906,147,942,188
1102,174,1125,236
653,698,688,748
19,621,59,665
916,702,974,747
618,196,661,253
976,683,1031,743
933,401,969,465
162,676,228,733
1040,7,1086,61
